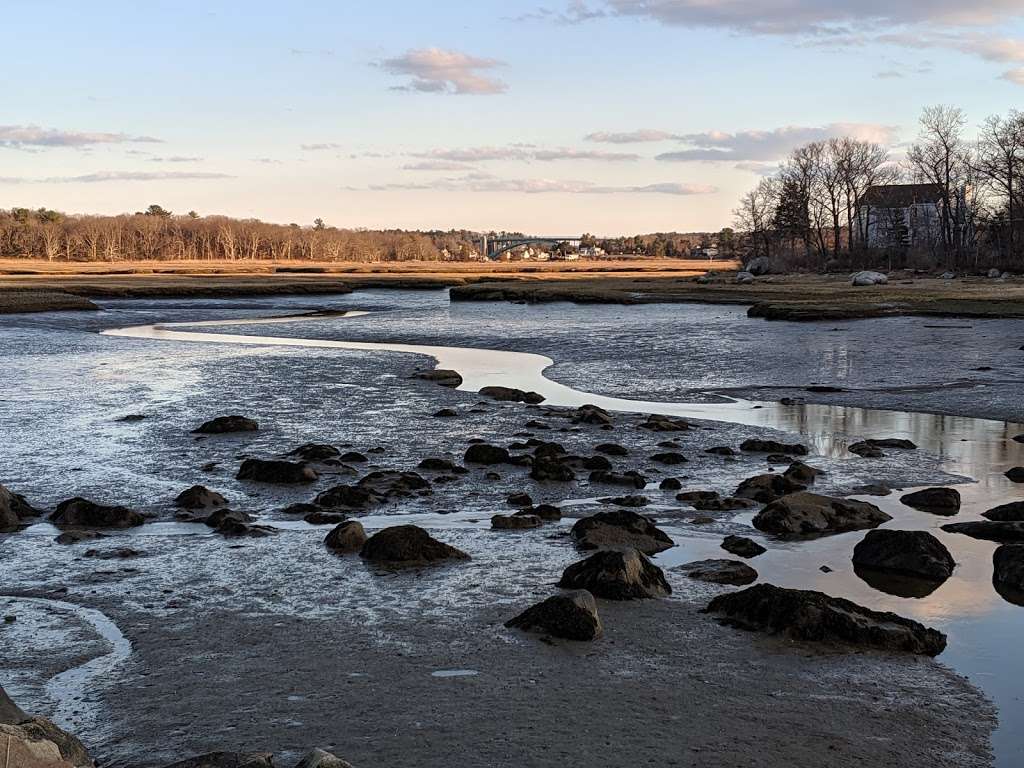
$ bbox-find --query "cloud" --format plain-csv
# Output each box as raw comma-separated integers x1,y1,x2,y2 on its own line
585,129,677,143
733,161,779,176
655,123,899,163
0,171,233,184
879,33,1024,83
147,156,203,163
0,124,162,149
409,146,640,162
368,172,715,195
1002,67,1024,85
378,48,507,95
402,160,478,171
301,143,343,151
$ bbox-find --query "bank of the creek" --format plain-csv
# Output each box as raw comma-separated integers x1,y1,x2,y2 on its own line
1,289,1022,767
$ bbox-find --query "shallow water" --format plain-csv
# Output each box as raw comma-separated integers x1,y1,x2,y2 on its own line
2,291,1023,765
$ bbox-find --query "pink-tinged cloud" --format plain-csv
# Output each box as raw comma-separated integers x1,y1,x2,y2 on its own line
584,129,677,143
655,123,899,162
0,125,162,149
368,172,715,195
378,48,507,95
409,145,640,162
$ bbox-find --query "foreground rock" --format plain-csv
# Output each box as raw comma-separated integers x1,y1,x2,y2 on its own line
175,485,228,510
993,545,1024,592
360,525,469,566
942,521,1024,542
721,535,766,558
162,754,274,768
479,385,545,404
571,509,674,554
50,498,144,529
983,501,1024,521
505,590,603,641
237,459,317,484
324,521,367,553
900,487,961,515
753,492,891,536
558,549,671,600
1006,467,1024,483
704,584,947,656
852,529,956,581
192,415,258,434
679,559,758,586
293,748,356,768
0,686,94,767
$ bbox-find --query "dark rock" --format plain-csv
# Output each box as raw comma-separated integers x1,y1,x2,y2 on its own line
705,446,737,456
571,509,674,554
338,451,367,463
678,559,758,586
765,454,792,464
693,496,756,512
852,529,955,581
942,521,1024,542
559,549,671,600
357,470,430,500
479,386,545,404
649,452,688,465
595,442,628,456
287,443,340,461
418,457,459,472
640,414,689,432
360,525,469,565
117,413,147,422
524,504,561,521
575,404,613,426
735,473,806,503
174,485,227,510
579,455,612,471
1006,467,1024,483
51,498,144,529
525,419,550,429
507,493,533,508
721,535,767,559
704,583,947,656
589,470,647,489
324,521,367,552
659,478,682,491
849,441,884,458
414,369,462,388
464,444,510,465
161,753,274,768
216,520,277,538
55,530,106,545
530,455,576,482
805,385,844,393
304,511,347,525
192,415,258,434
599,495,648,508
865,438,917,450
676,490,719,504
753,492,891,536
533,441,567,459
783,461,823,485
492,514,542,530
1,485,40,530
237,459,317,484
900,487,961,515
432,408,458,418
83,547,142,560
0,685,28,724
505,590,603,641
983,501,1024,521
205,509,253,528
314,485,375,509
994,545,1024,592
740,439,809,456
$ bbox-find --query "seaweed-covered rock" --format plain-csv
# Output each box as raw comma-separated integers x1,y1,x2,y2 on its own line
704,583,947,656
237,459,317,484
360,525,469,565
192,415,258,434
559,549,671,600
505,590,603,641
735,474,806,503
530,455,576,482
852,529,955,581
640,414,690,432
570,509,674,554
783,461,823,485
753,492,890,536
575,405,613,426
50,498,144,529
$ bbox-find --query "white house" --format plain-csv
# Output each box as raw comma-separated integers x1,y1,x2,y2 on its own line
856,184,945,249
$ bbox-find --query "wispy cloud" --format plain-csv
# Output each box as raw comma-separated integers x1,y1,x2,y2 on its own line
301,142,343,151
0,171,233,184
0,124,162,150
147,156,203,163
377,48,507,95
408,145,640,163
368,172,715,195
585,129,677,143
402,160,478,171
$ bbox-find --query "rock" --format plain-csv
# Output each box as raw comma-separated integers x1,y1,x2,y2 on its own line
492,514,542,530
559,549,671,599
941,271,956,280
740,439,808,456
900,487,961,515
0,689,95,767
175,485,227,510
55,530,106,545
639,414,689,432
994,545,1024,592
418,457,460,472
734,473,806,503
649,452,687,465
314,485,376,509
338,451,367,464
0,686,29,724
530,455,576,482
595,443,628,456
571,509,674,554
678,559,758,586
305,511,347,525
704,584,946,656
50,498,144,529
983,501,1024,521
866,438,917,450
852,482,892,497
575,404,613,426
324,521,367,552
504,590,603,641
579,455,612,471
432,408,458,418
588,470,647,489
237,459,317,484
848,441,884,458
753,492,891,536
676,490,719,504
599,495,648,508
942,521,1024,542
507,493,533,508
464,443,510,465
783,461,822,485
1,484,40,530
721,535,766,559
287,443,341,462
360,525,469,565
357,471,430,501
479,386,545,404
83,547,142,560
852,529,955,581
989,268,1002,279
217,519,278,538
745,256,771,276
414,369,462,388
1006,467,1024,483
292,748,355,768
192,415,258,434
693,496,755,512
705,446,737,456
204,508,253,528
161,753,274,768
851,270,888,286
735,271,755,285
523,504,562,521
659,478,682,491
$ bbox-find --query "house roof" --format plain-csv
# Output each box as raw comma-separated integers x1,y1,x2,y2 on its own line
859,183,943,208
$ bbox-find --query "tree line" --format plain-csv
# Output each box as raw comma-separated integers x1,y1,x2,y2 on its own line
0,205,481,263
733,105,1024,271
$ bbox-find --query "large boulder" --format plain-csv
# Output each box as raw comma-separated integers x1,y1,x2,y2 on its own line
783,461,823,485
360,525,469,566
464,443,510,465
505,590,603,641
175,485,227,510
753,492,891,536
900,487,961,515
745,256,771,276
237,459,317,484
740,439,808,456
983,501,1024,521
735,271,755,285
735,473,806,503
0,688,94,767
192,416,258,434
324,521,367,553
678,559,758,586
479,386,545,404
570,509,674,555
161,754,274,768
852,529,956,581
50,498,144,529
1006,467,1024,483
942,521,1024,542
558,549,671,600
993,545,1024,592
704,583,947,656
851,270,888,287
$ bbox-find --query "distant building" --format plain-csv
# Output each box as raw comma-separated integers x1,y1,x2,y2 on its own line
579,246,606,258
856,184,945,249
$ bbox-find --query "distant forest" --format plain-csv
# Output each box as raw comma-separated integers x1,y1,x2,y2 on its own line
0,204,720,263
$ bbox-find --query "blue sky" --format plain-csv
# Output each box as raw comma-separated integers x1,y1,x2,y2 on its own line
3,1,1024,234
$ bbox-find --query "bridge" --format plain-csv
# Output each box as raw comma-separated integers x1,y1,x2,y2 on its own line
480,235,582,260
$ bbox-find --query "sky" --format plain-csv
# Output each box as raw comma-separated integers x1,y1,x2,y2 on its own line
3,0,1024,235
